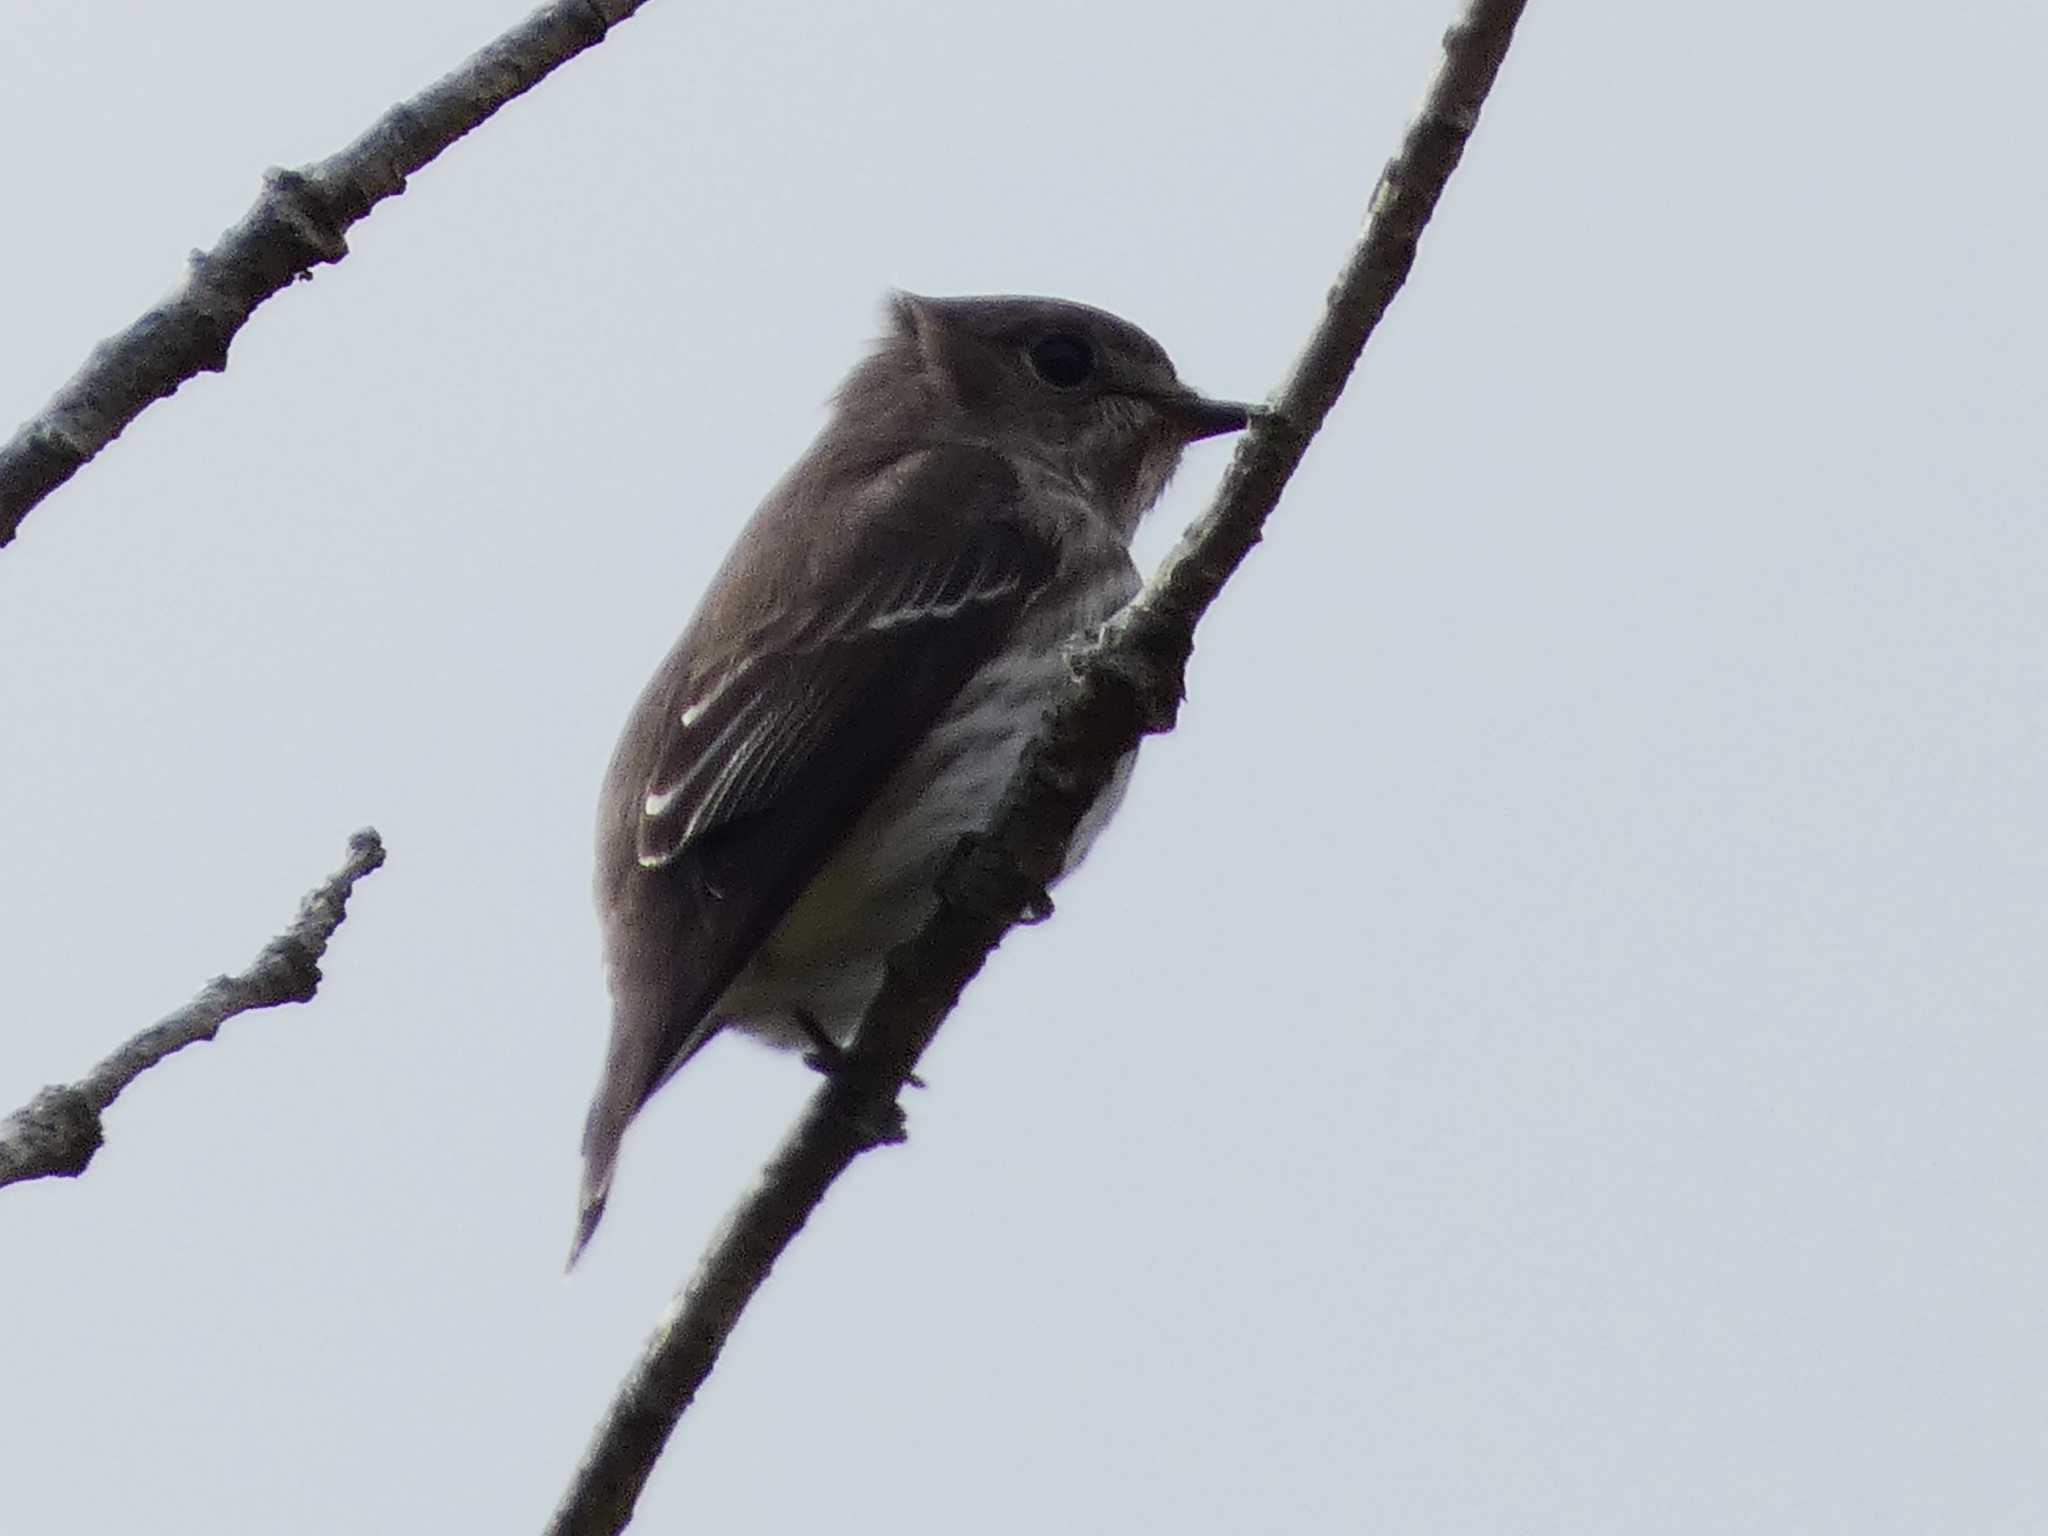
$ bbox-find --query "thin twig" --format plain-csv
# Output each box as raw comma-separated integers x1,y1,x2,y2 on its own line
0,829,387,1188
544,1,1531,1530
0,0,656,548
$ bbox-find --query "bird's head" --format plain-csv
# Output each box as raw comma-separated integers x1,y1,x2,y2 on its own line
862,292,1255,539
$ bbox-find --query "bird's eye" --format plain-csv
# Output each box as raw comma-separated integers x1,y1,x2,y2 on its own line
1025,332,1096,390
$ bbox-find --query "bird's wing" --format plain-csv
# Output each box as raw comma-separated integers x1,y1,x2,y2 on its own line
576,445,1056,1254
635,512,1047,867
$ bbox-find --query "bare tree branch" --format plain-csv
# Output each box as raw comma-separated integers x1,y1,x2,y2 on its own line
544,1,1532,1529
0,0,657,549
0,828,387,1188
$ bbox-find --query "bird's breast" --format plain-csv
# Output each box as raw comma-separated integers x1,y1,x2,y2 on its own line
721,577,1139,1042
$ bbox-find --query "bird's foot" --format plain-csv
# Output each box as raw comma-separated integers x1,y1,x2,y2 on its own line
793,1007,848,1075
795,1009,923,1089
937,832,1053,925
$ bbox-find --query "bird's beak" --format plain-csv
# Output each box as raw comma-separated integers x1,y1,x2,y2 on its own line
1158,389,1258,442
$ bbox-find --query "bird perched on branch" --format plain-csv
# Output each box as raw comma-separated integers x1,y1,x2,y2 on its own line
574,293,1251,1263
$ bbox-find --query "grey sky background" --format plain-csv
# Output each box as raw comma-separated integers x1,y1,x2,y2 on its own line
5,2,2044,1531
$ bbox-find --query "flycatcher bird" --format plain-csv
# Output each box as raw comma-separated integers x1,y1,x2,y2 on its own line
574,293,1251,1261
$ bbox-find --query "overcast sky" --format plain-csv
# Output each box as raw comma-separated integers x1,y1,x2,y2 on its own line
5,2,2044,1532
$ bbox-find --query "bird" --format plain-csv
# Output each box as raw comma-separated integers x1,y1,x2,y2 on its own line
573,292,1251,1263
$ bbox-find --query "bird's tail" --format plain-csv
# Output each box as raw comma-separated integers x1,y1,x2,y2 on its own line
568,958,728,1269
566,1182,609,1271
567,1093,627,1271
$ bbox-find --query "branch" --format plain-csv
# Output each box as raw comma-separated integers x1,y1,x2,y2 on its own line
544,0,1530,1529
0,0,657,549
0,828,387,1188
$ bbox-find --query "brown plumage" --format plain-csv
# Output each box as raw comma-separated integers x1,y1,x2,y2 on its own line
575,294,1250,1263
